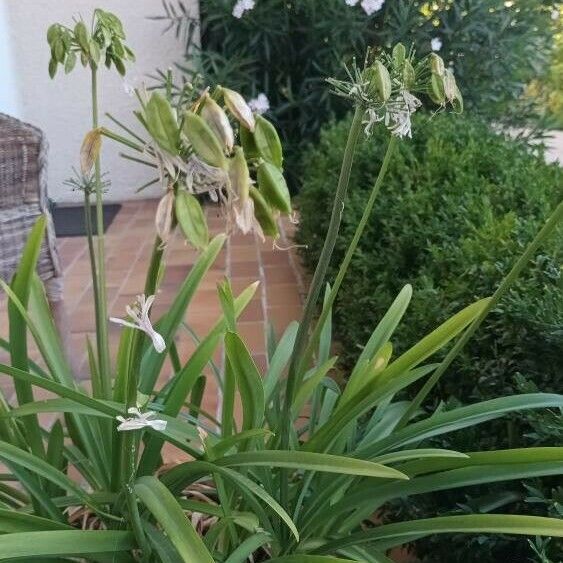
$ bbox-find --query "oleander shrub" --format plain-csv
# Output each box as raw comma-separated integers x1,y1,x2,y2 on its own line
297,112,563,561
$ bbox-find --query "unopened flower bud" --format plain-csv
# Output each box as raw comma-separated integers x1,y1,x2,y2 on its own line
249,186,279,238
429,72,446,105
402,59,416,90
221,87,256,132
257,162,291,215
443,69,456,102
175,190,209,250
364,60,392,103
201,95,234,153
429,53,445,76
392,43,406,68
452,85,464,113
254,115,283,168
229,147,250,202
183,111,227,169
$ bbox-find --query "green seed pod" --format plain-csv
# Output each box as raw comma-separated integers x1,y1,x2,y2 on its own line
145,92,180,156
240,125,259,160
402,59,416,90
175,190,209,250
201,96,234,153
257,162,291,215
452,85,464,113
74,21,90,53
443,69,456,102
429,53,445,76
183,111,227,169
364,61,392,103
429,72,446,105
254,115,283,168
392,43,406,68
221,87,256,132
229,147,250,201
249,186,279,238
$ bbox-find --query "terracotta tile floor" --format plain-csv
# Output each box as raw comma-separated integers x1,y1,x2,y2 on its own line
0,199,306,423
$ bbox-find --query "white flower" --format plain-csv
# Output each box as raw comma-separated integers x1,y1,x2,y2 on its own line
345,0,359,5
233,0,255,18
552,8,560,20
361,0,385,15
385,90,422,139
431,37,443,52
116,407,167,432
110,294,166,353
248,93,270,115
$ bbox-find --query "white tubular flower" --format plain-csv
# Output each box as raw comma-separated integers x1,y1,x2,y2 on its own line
385,90,422,139
233,0,255,18
110,294,166,353
431,37,443,52
248,93,270,115
116,407,167,432
361,0,385,15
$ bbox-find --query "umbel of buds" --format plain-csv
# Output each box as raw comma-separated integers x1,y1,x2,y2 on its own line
91,77,293,248
328,43,464,139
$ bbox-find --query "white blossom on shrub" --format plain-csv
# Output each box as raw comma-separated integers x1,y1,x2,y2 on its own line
248,93,270,114
361,0,385,15
233,0,255,19
431,37,443,51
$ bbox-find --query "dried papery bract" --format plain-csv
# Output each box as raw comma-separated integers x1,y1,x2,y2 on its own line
155,190,175,244
80,128,103,174
221,87,256,131
201,95,235,153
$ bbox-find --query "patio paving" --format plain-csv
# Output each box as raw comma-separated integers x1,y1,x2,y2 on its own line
0,199,306,430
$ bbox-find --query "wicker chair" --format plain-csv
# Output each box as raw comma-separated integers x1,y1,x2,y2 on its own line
0,113,63,297
0,114,72,364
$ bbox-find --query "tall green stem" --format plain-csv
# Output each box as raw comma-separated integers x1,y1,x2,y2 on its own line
396,198,563,430
278,106,365,511
91,67,111,397
298,136,398,375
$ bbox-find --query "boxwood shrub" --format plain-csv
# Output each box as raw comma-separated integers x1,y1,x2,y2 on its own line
297,113,562,403
296,113,563,561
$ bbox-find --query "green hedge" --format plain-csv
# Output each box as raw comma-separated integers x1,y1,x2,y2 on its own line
297,113,562,403
297,113,563,561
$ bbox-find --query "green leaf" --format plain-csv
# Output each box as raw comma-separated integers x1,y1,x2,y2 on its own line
264,321,299,403
292,357,337,417
216,451,408,479
269,557,355,563
0,530,134,559
224,532,271,563
162,461,299,541
254,115,283,168
139,234,226,394
0,509,71,532
317,514,563,552
134,476,214,563
224,332,265,431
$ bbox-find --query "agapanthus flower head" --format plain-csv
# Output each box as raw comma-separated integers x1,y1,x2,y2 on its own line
233,0,255,19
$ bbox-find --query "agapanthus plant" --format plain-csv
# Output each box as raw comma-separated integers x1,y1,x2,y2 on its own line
0,11,562,562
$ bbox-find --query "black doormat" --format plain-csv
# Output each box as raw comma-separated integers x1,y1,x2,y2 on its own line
52,204,122,237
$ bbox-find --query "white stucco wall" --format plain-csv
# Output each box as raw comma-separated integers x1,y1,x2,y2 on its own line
0,0,197,203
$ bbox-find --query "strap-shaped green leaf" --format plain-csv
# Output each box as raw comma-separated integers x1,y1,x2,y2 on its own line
134,476,214,563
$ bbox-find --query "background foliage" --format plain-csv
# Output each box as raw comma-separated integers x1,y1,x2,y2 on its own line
296,112,563,561
159,0,559,182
